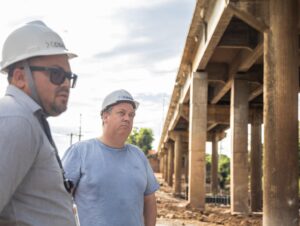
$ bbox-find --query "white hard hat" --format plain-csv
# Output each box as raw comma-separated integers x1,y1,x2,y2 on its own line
101,89,139,114
0,20,77,72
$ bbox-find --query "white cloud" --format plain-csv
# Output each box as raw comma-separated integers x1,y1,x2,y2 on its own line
0,0,196,155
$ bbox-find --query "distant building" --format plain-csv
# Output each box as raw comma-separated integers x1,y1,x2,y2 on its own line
147,150,159,173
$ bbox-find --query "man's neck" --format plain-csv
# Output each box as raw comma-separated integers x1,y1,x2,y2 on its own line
99,135,126,149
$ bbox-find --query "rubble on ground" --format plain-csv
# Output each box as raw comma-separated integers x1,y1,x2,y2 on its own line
156,174,262,226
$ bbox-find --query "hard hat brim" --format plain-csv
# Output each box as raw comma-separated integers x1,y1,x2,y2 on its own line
101,100,139,115
0,49,77,73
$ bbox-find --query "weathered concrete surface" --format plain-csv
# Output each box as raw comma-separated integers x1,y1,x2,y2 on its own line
230,79,249,214
263,0,299,225
188,72,207,209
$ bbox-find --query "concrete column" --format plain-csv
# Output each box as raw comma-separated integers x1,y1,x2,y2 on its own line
250,109,262,212
230,79,249,214
263,0,299,225
211,133,219,195
188,71,207,209
184,152,189,200
159,153,164,174
184,153,189,185
174,133,183,196
164,150,168,182
167,142,174,187
161,152,165,179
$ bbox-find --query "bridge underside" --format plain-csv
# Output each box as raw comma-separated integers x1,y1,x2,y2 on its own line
158,1,300,226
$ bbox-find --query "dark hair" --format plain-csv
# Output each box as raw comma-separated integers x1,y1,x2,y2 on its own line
7,65,16,83
6,58,35,83
101,106,113,117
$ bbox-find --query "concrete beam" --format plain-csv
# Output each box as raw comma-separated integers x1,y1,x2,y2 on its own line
238,41,264,72
249,85,263,101
192,0,234,71
181,64,229,105
207,123,218,132
207,104,230,124
227,2,268,33
181,104,189,121
218,17,259,50
211,41,263,104
205,2,267,105
210,53,243,104
235,71,263,85
168,104,182,132
182,104,262,125
169,131,189,143
206,63,228,84
207,130,226,142
160,147,167,155
179,74,191,104
159,84,182,153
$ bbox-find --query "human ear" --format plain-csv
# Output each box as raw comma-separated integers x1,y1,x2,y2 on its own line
11,68,27,89
102,112,108,121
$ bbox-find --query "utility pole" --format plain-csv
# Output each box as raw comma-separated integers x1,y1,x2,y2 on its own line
78,113,82,141
69,114,83,145
70,133,73,146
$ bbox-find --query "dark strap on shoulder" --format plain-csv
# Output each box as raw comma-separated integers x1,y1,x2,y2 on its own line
39,113,63,169
37,111,73,193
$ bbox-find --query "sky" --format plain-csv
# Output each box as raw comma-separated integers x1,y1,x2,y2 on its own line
0,0,198,156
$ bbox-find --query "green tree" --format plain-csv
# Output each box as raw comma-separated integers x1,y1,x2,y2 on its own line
127,127,154,155
127,127,139,146
205,153,230,190
205,154,212,183
218,154,230,190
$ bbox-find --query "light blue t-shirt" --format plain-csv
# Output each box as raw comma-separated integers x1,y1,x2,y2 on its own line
62,138,160,226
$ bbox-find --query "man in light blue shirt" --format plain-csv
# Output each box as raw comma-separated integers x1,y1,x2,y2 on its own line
63,89,160,226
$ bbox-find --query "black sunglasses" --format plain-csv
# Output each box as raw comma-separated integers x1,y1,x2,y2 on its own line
29,66,78,88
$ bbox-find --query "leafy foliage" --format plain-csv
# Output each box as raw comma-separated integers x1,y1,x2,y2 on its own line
127,127,154,155
205,153,230,189
218,154,230,189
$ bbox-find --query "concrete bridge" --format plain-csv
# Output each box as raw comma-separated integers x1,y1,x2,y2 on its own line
157,0,300,225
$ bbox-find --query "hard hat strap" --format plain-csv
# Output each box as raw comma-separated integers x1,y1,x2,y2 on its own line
23,61,44,110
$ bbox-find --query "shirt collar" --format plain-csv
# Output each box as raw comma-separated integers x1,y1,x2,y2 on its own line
5,85,41,114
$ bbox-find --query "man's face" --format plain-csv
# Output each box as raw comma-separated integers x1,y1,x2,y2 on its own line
28,55,72,116
103,102,136,139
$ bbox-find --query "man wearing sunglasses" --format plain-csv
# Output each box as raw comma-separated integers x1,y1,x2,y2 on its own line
0,21,79,226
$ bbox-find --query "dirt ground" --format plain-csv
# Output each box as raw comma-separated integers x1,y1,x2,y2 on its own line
156,173,262,226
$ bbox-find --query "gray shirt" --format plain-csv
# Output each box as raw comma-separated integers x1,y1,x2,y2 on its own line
0,85,76,226
62,138,160,226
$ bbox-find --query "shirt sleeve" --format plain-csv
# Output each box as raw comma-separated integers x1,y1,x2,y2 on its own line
62,144,82,188
143,154,160,196
0,117,38,212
